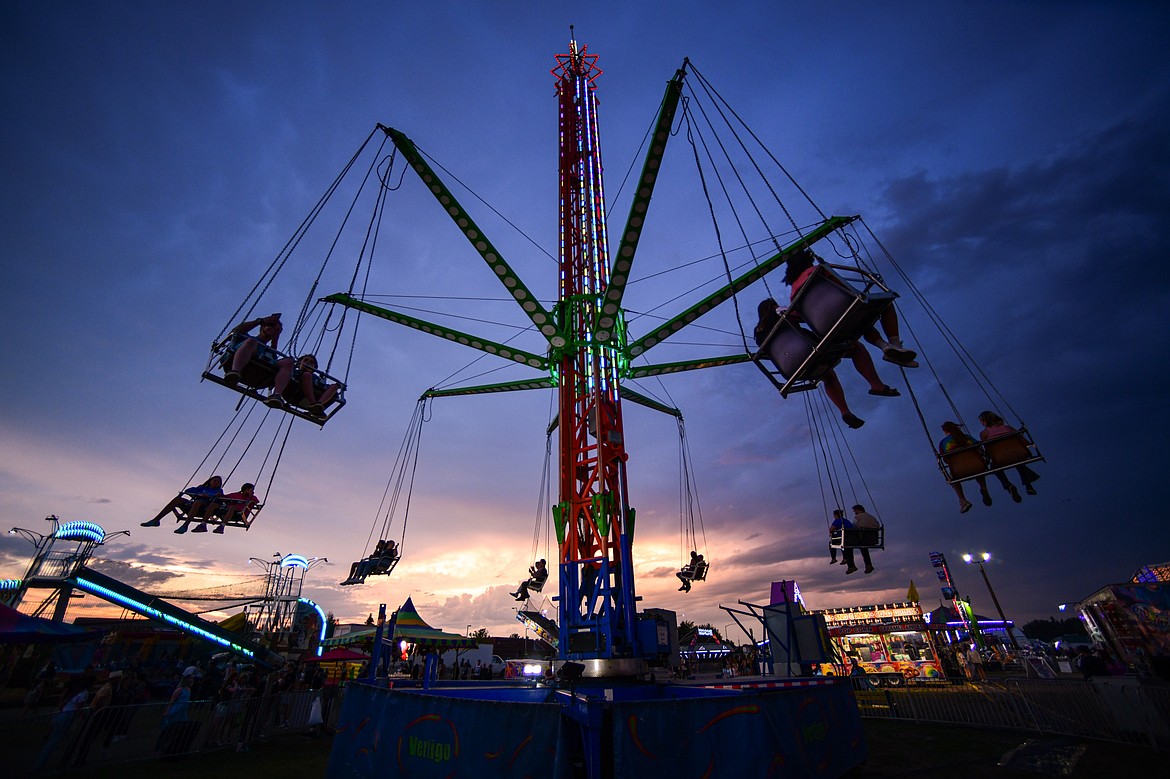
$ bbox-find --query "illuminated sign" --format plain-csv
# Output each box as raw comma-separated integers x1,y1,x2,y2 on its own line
819,602,925,632
54,522,105,543
0,579,22,590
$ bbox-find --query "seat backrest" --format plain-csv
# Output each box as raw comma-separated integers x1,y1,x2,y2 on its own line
942,448,987,480
984,433,1032,467
764,321,841,382
693,561,709,580
795,265,895,343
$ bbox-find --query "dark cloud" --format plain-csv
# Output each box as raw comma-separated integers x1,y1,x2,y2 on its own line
86,558,183,591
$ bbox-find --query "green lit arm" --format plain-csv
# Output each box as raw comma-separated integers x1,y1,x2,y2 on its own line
380,125,564,348
324,293,549,371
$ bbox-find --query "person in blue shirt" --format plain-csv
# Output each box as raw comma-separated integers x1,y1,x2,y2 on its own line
141,476,224,530
829,509,852,565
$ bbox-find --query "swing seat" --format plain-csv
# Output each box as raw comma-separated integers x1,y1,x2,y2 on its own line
792,263,897,345
844,526,884,550
203,333,348,426
830,527,883,549
526,573,549,592
211,332,282,389
692,560,709,581
207,497,261,529
940,444,988,481
169,496,260,530
983,428,1039,468
939,429,1043,484
753,315,850,396
274,370,348,424
339,552,400,585
369,553,400,576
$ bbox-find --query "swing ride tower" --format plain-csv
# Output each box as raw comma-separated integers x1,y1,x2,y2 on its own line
551,39,639,670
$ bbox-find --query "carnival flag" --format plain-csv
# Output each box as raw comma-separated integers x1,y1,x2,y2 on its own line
907,580,920,603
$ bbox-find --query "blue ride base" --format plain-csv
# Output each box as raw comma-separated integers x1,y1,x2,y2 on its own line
327,677,866,778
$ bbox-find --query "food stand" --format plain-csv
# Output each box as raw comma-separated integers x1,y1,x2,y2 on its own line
813,601,944,683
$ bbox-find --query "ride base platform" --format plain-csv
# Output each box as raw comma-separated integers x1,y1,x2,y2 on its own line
327,675,866,778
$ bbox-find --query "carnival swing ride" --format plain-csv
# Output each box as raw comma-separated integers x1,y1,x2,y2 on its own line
178,33,1045,675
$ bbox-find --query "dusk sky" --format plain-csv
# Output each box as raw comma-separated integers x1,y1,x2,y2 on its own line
2,2,1168,645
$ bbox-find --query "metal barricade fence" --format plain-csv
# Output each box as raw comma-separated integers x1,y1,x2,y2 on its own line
849,676,1170,752
4,686,342,776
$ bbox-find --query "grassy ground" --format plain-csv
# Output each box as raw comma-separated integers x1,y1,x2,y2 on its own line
55,731,334,778
51,719,1165,778
853,719,1165,778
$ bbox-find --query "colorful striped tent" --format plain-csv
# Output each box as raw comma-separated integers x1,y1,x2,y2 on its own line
389,597,477,649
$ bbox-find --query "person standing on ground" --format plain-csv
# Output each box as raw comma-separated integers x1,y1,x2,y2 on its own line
966,644,987,681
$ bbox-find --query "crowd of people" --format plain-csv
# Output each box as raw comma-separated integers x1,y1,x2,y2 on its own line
23,655,334,771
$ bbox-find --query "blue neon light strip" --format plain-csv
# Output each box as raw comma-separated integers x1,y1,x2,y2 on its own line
281,554,309,569
74,576,255,659
0,578,22,590
299,598,328,656
54,521,105,543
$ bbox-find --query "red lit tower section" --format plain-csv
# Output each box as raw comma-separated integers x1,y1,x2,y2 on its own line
552,40,639,667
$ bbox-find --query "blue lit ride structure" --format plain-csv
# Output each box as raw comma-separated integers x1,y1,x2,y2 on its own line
325,37,867,777
2,516,326,669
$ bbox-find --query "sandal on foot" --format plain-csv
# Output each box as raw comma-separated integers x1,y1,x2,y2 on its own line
882,353,919,368
223,371,241,387
842,413,865,429
868,385,900,397
959,501,973,514
1009,485,1022,503
1025,484,1037,496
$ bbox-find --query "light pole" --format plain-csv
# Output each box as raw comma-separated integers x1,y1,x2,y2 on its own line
962,552,1019,650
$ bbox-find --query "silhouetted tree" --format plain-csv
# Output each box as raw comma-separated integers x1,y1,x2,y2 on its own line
1022,617,1086,641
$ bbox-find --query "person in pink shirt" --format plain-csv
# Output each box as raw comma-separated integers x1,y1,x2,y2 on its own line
192,482,260,533
977,411,1040,500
